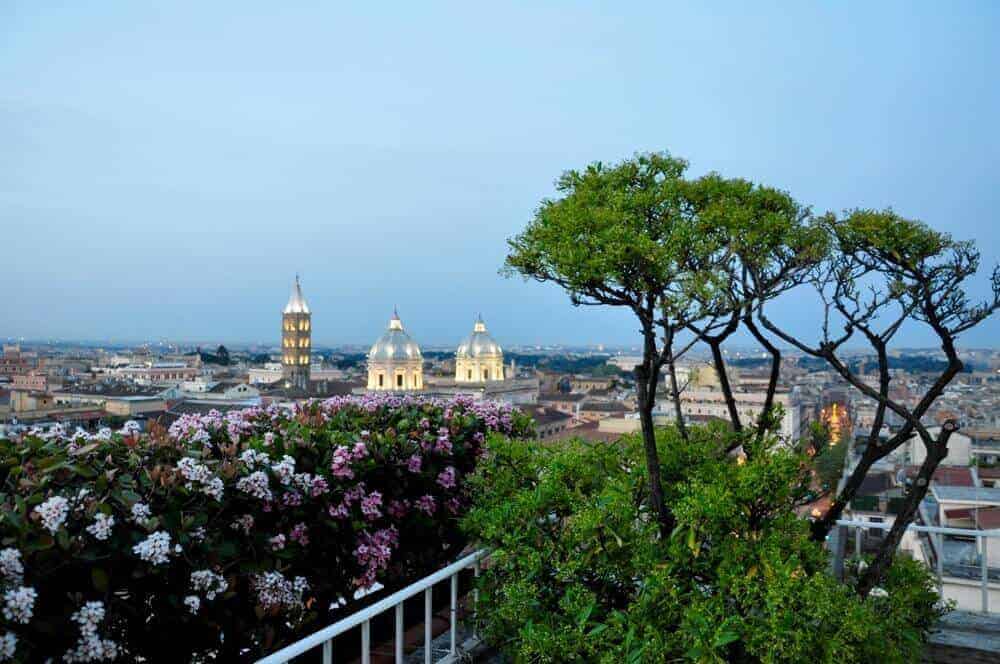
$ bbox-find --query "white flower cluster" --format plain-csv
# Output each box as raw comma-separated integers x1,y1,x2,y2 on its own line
184,595,200,614
230,514,254,535
0,550,23,585
252,572,309,612
293,472,312,491
132,531,173,566
118,420,141,436
86,513,114,541
271,455,296,486
94,428,113,442
190,526,207,543
236,471,272,501
239,449,270,470
40,423,66,441
130,502,152,526
63,601,120,663
190,570,228,600
2,586,36,624
0,633,15,661
34,496,69,534
72,488,91,512
176,457,224,501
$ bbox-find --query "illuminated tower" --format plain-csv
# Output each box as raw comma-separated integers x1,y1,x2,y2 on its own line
281,275,311,389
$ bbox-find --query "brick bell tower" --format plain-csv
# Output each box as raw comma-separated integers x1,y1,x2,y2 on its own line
281,275,311,389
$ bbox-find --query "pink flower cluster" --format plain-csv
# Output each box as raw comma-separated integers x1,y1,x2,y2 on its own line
330,441,367,479
353,527,398,588
436,466,457,489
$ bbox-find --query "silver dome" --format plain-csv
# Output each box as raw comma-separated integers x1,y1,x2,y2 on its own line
369,311,422,362
457,316,502,358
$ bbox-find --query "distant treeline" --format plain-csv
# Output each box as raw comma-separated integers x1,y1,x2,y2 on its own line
728,357,773,368
797,355,973,374
314,350,629,377
508,353,628,377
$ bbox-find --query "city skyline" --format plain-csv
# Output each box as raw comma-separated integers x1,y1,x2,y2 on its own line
4,2,999,347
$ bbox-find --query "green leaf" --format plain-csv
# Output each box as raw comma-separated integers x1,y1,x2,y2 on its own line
92,567,110,592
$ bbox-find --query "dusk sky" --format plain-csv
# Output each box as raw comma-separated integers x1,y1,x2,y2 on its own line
3,2,998,349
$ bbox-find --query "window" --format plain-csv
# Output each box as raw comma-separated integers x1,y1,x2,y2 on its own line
378,374,384,387
467,370,472,380
484,369,489,380
397,374,403,387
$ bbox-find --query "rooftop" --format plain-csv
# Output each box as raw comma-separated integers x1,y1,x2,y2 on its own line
518,405,573,425
932,485,1000,504
904,465,975,487
550,421,621,443
538,392,587,403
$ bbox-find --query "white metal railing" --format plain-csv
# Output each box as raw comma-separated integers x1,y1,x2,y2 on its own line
835,518,1000,612
256,549,487,664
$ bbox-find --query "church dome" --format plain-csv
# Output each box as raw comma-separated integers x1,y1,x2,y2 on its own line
369,311,422,362
457,315,502,358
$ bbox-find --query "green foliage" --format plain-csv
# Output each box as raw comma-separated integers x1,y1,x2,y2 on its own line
464,428,947,663
806,422,847,493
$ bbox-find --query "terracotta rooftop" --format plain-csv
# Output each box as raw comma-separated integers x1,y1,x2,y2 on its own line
945,506,1000,530
550,421,621,443
518,405,573,425
538,392,587,403
904,465,974,487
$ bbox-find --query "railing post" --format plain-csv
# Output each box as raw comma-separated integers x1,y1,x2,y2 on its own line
323,639,332,664
424,587,433,664
982,535,989,613
855,527,862,562
472,559,481,640
395,602,404,663
450,573,458,657
361,619,371,664
936,532,943,589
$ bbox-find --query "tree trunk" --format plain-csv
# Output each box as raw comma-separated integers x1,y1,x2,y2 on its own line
666,356,688,441
634,338,673,537
857,423,956,597
708,340,742,432
743,314,780,443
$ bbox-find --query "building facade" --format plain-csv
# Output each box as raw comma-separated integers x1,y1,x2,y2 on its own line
281,276,311,389
117,362,199,384
662,387,801,442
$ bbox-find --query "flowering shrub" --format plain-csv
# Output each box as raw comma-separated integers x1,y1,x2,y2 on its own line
0,394,529,662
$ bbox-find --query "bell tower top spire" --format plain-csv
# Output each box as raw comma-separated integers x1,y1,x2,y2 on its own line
284,275,310,314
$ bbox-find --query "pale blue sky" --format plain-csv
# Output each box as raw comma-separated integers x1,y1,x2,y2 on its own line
3,2,998,348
